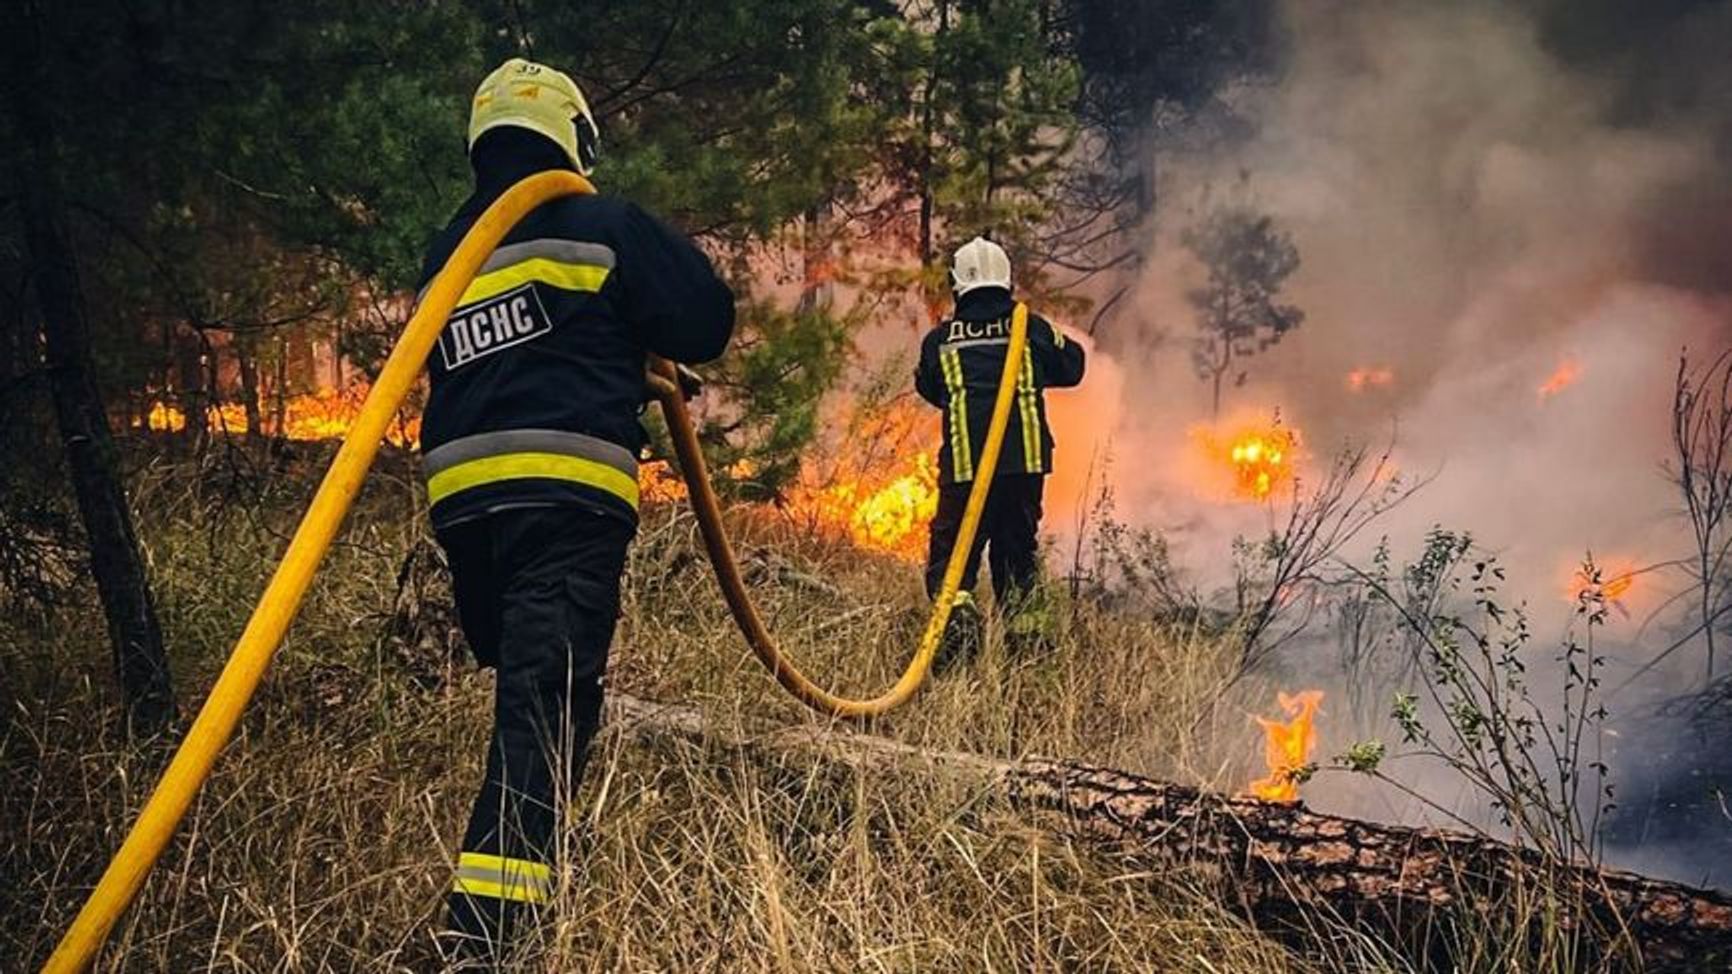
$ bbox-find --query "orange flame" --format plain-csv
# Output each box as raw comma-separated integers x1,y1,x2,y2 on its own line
1346,367,1394,392
788,452,938,561
638,464,690,505
1194,419,1300,502
1247,690,1324,803
1566,558,1639,607
141,384,945,560
1538,357,1583,400
137,385,420,446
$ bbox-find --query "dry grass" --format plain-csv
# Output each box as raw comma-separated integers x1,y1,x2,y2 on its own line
0,449,1577,972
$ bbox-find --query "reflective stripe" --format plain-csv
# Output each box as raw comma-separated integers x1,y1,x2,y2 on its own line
459,257,611,307
428,452,640,509
425,429,639,509
482,239,616,275
943,337,1011,350
423,429,637,479
418,238,617,303
452,851,553,904
941,348,973,482
1018,350,1042,473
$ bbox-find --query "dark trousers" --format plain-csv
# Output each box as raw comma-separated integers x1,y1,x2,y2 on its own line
924,473,1045,607
435,505,635,955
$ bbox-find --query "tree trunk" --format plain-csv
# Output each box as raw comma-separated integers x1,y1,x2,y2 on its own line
272,337,289,440
6,1,175,735
234,332,266,445
916,0,950,270
603,694,1732,973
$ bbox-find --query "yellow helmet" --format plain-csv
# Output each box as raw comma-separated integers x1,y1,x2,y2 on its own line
467,57,600,175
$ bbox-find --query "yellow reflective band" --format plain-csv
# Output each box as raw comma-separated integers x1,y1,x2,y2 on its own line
458,257,611,307
942,348,973,482
453,851,553,904
427,451,640,509
453,875,548,903
1018,351,1042,473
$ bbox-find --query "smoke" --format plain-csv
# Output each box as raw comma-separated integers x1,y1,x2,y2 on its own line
1069,0,1732,606
1051,0,1732,880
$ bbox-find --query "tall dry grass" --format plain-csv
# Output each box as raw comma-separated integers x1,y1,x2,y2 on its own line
0,449,1589,971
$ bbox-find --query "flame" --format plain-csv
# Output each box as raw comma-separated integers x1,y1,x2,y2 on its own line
143,401,188,433
1193,419,1300,502
1566,558,1639,608
1346,367,1394,392
776,398,942,561
1247,690,1324,803
1538,357,1583,400
638,464,689,505
785,452,937,561
137,385,420,446
140,383,945,560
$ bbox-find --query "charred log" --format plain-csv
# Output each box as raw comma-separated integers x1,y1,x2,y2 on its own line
381,537,1732,969
604,694,1732,973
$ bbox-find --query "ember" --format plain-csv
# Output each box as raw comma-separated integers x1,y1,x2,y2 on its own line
1346,367,1394,392
1247,690,1323,803
1538,357,1583,400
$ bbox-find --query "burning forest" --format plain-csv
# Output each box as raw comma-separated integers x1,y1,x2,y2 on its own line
9,1,1732,972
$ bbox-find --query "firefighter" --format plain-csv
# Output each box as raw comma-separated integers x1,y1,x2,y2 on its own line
915,236,1085,664
418,58,734,959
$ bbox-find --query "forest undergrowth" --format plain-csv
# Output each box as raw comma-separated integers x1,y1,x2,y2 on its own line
0,444,1622,972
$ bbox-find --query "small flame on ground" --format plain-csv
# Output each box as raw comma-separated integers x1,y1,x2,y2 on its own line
1247,690,1324,803
639,465,690,505
1346,367,1395,392
1194,419,1301,502
138,386,420,446
1538,357,1584,400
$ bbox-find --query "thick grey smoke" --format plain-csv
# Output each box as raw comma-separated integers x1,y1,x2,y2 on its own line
1074,0,1732,614
1054,0,1732,880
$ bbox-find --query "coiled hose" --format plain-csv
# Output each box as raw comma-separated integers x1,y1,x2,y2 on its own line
42,171,1025,970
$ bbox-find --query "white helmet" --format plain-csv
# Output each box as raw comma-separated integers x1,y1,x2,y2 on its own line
949,236,1012,295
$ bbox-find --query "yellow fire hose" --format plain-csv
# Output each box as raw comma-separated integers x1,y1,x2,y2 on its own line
42,169,1025,970
644,299,1026,716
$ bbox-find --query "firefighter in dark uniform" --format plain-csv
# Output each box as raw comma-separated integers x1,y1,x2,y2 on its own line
418,59,734,958
915,236,1085,663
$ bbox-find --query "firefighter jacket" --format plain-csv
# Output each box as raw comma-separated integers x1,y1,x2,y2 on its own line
417,130,735,529
915,287,1086,485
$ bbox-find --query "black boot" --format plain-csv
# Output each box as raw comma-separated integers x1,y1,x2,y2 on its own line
934,591,984,674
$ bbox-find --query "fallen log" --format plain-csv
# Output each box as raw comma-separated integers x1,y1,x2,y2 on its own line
604,694,1732,972
382,543,1732,968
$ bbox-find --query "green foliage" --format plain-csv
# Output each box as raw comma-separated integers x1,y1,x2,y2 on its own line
662,301,854,502
1338,739,1386,774
931,0,1081,249
1332,536,1617,864
2,0,1273,493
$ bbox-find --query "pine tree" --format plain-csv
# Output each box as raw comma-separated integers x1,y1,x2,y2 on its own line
1183,207,1304,417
